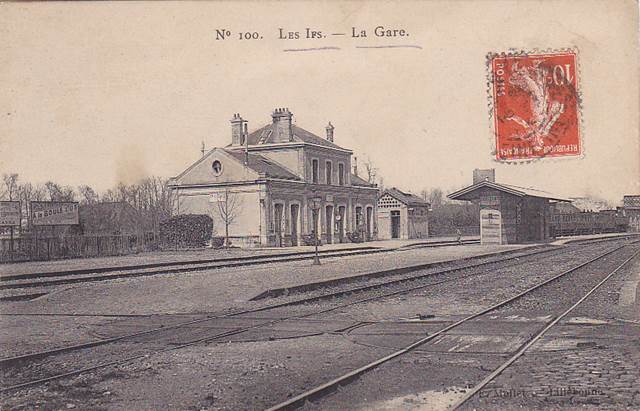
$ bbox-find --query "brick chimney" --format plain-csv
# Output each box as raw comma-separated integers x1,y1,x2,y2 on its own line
473,168,496,184
325,122,334,142
271,108,293,143
230,113,246,146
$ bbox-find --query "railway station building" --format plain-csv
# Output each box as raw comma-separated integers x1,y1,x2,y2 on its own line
448,169,570,244
169,108,379,247
377,188,430,240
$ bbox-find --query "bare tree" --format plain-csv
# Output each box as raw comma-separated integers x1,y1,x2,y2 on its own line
363,157,378,184
213,188,242,247
45,181,76,202
420,188,444,209
2,173,19,201
78,185,99,205
137,176,174,234
18,182,46,231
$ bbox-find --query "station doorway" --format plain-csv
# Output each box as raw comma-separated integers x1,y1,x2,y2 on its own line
290,204,299,246
274,203,283,247
391,210,400,239
337,205,345,243
325,205,334,244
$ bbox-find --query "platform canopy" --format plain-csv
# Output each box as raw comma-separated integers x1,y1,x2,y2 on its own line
447,180,571,203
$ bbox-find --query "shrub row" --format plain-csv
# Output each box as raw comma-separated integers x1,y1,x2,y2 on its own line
159,214,213,248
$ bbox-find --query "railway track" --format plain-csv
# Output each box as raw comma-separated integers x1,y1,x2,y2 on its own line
265,240,640,410
449,248,640,410
0,239,481,292
0,238,632,397
0,243,577,365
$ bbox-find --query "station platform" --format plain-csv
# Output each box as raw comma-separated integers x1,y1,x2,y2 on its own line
0,236,478,278
551,232,640,245
3,241,528,315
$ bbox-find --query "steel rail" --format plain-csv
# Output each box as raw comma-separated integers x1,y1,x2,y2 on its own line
0,249,391,290
0,246,381,281
264,242,636,411
0,242,584,393
0,243,557,368
0,239,482,284
449,246,640,410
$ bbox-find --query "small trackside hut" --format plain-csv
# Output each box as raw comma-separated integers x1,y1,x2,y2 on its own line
447,170,570,245
377,188,431,240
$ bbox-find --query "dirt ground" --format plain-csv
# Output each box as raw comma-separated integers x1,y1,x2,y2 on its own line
1,240,638,410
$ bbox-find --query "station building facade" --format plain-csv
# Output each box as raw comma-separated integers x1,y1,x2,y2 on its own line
377,188,430,240
169,108,379,247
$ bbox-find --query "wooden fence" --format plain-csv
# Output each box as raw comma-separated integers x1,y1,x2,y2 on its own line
0,232,158,263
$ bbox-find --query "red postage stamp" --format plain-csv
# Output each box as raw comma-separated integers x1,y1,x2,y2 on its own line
490,50,581,161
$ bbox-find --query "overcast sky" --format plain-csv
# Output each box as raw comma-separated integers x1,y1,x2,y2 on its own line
1,1,638,205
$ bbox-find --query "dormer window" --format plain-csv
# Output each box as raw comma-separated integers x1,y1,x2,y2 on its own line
212,160,223,176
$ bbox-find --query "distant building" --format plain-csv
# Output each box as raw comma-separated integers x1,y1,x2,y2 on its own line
377,188,430,240
568,197,611,213
169,108,379,247
622,195,640,232
551,202,582,214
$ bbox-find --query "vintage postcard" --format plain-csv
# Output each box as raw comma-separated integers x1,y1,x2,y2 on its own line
0,1,639,410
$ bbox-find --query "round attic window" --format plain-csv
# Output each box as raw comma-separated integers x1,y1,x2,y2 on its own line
212,160,223,176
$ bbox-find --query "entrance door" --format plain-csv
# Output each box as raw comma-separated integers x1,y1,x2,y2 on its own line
274,203,284,247
355,206,363,235
325,205,333,244
290,204,299,246
337,206,345,243
366,207,373,240
391,210,401,239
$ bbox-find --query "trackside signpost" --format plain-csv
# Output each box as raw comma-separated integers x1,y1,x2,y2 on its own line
31,202,79,226
0,201,21,261
30,201,80,259
480,208,502,245
0,201,21,227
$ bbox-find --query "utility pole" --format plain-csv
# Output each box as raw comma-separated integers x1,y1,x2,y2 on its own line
243,122,249,166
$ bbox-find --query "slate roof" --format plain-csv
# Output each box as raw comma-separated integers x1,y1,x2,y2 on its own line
383,187,430,207
242,123,350,151
223,149,301,181
351,173,376,188
448,180,570,202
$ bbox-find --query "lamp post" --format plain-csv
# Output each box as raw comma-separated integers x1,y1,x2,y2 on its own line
310,195,322,265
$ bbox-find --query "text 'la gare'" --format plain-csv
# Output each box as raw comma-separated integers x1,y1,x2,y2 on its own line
277,26,409,40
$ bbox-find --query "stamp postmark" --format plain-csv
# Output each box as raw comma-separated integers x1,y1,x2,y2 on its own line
489,50,581,162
